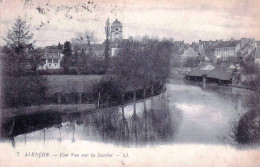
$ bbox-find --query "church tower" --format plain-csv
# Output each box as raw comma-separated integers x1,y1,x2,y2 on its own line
111,19,123,43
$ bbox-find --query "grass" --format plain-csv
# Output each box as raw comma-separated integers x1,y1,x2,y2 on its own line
43,75,102,96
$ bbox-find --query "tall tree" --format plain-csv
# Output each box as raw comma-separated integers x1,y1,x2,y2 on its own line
4,17,34,54
61,41,72,73
1,17,46,108
104,19,110,72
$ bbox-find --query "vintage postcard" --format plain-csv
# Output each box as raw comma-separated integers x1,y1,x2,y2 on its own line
0,0,260,166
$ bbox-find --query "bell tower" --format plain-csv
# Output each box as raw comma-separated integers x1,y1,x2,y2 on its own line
111,19,122,43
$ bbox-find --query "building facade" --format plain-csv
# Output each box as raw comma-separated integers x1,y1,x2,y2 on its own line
38,52,64,70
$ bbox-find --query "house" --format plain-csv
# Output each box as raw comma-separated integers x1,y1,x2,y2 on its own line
38,52,64,70
37,45,64,70
214,40,241,61
199,40,223,60
255,47,260,65
181,47,199,58
238,42,256,62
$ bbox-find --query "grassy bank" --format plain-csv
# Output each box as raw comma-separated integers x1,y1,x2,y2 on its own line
1,103,96,119
44,75,102,97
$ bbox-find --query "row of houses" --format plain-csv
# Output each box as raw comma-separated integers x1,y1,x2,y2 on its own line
179,38,260,69
198,38,260,63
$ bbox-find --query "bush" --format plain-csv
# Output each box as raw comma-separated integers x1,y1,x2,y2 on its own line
234,110,260,144
91,77,121,106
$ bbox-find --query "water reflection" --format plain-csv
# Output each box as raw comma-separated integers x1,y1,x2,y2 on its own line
5,93,176,147
2,80,249,147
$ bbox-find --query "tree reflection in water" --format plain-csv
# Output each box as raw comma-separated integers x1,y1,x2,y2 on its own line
82,94,175,146
4,93,177,147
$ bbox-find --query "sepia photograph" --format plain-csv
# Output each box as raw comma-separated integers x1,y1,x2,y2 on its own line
0,0,260,166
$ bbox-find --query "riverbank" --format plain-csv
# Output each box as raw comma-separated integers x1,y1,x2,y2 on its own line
1,104,96,119
169,78,253,95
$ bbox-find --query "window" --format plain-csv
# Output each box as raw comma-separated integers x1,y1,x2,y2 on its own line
115,33,118,38
41,59,46,64
53,59,58,63
48,59,52,63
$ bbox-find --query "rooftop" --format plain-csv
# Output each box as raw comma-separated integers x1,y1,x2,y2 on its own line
215,40,240,48
111,19,122,27
182,47,198,58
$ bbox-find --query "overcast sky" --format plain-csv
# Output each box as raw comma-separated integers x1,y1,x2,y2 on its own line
0,0,260,47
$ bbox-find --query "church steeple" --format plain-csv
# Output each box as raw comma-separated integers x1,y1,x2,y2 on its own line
111,19,123,43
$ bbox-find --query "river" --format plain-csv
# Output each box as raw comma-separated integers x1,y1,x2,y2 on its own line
5,80,250,147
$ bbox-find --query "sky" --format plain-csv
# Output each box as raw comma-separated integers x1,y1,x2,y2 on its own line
0,0,260,47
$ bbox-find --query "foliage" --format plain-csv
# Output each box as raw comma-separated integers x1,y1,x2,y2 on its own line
61,41,72,73
182,56,199,67
1,17,46,108
91,77,121,105
232,66,260,145
2,76,46,108
4,17,34,53
111,37,172,92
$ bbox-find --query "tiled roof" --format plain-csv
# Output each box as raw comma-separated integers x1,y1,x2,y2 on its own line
186,63,235,80
182,47,198,58
206,66,233,80
41,52,63,59
111,19,122,27
240,42,255,51
102,39,130,45
185,63,214,77
215,40,240,48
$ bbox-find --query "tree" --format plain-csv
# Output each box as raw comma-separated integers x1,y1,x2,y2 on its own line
74,30,97,57
111,37,172,94
104,19,110,72
61,41,72,73
1,17,46,108
183,57,199,67
4,17,34,54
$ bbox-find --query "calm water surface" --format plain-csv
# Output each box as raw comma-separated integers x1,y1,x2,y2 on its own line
7,80,249,147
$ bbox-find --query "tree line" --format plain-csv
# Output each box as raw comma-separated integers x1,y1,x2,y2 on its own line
1,17,172,109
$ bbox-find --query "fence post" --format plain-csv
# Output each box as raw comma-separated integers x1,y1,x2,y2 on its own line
134,91,136,113
57,93,62,104
143,88,146,99
78,92,82,103
151,85,154,96
97,92,101,107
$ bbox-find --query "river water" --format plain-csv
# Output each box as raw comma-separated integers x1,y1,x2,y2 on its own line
7,80,250,147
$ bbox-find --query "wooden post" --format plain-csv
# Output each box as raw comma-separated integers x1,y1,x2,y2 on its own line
134,91,136,114
57,93,62,104
72,123,75,143
59,127,61,142
122,105,125,119
143,89,146,99
10,137,15,148
65,94,69,103
78,92,82,103
203,77,206,88
122,93,125,105
97,92,101,107
43,128,45,144
24,134,26,146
